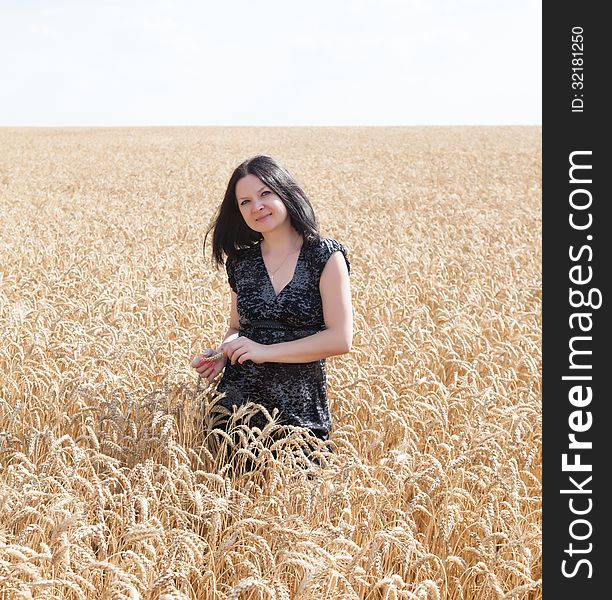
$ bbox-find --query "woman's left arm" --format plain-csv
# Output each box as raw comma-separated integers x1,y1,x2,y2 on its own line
224,251,352,365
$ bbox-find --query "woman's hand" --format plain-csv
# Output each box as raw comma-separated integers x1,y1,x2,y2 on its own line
223,336,270,365
191,348,227,382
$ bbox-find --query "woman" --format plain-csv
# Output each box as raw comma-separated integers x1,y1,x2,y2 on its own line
192,155,352,444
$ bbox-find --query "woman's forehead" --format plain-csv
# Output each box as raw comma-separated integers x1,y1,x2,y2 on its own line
236,174,266,195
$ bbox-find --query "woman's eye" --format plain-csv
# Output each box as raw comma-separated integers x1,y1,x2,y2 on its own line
240,199,249,206
261,190,270,196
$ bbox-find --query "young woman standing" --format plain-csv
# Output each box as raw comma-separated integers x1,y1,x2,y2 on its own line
192,155,352,443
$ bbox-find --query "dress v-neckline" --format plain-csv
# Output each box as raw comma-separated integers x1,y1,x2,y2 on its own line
258,240,304,300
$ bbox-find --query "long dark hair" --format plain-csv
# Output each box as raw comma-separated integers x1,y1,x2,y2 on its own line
204,155,321,267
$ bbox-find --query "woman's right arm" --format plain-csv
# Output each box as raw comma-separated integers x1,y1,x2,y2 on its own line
220,290,240,346
192,291,240,381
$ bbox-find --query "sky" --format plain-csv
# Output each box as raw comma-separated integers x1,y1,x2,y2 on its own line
0,0,541,126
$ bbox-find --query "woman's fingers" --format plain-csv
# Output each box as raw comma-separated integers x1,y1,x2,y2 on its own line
198,363,215,379
235,347,248,364
203,360,225,381
226,340,246,364
192,342,233,371
224,340,250,365
191,347,227,380
226,346,235,364
224,338,266,365
191,350,210,366
191,349,217,368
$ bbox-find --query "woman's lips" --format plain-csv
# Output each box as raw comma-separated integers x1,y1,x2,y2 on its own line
256,214,271,222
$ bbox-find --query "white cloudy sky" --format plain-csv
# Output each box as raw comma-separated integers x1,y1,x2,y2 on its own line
0,0,541,126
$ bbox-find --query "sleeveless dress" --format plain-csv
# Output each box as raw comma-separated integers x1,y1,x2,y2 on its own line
213,236,351,440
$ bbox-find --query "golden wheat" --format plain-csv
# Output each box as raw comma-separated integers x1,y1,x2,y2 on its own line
0,126,541,599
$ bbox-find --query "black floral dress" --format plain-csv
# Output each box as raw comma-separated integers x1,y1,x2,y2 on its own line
214,236,351,440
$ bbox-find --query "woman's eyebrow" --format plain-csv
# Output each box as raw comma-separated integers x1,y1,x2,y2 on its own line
238,185,268,200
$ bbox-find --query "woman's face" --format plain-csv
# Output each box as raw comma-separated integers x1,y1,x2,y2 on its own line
235,174,289,233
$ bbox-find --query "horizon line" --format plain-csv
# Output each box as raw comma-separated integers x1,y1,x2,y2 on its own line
0,123,542,129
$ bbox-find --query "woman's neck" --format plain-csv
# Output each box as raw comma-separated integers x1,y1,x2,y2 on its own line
260,227,302,256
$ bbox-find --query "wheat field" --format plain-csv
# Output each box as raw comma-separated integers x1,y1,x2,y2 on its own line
0,126,541,599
